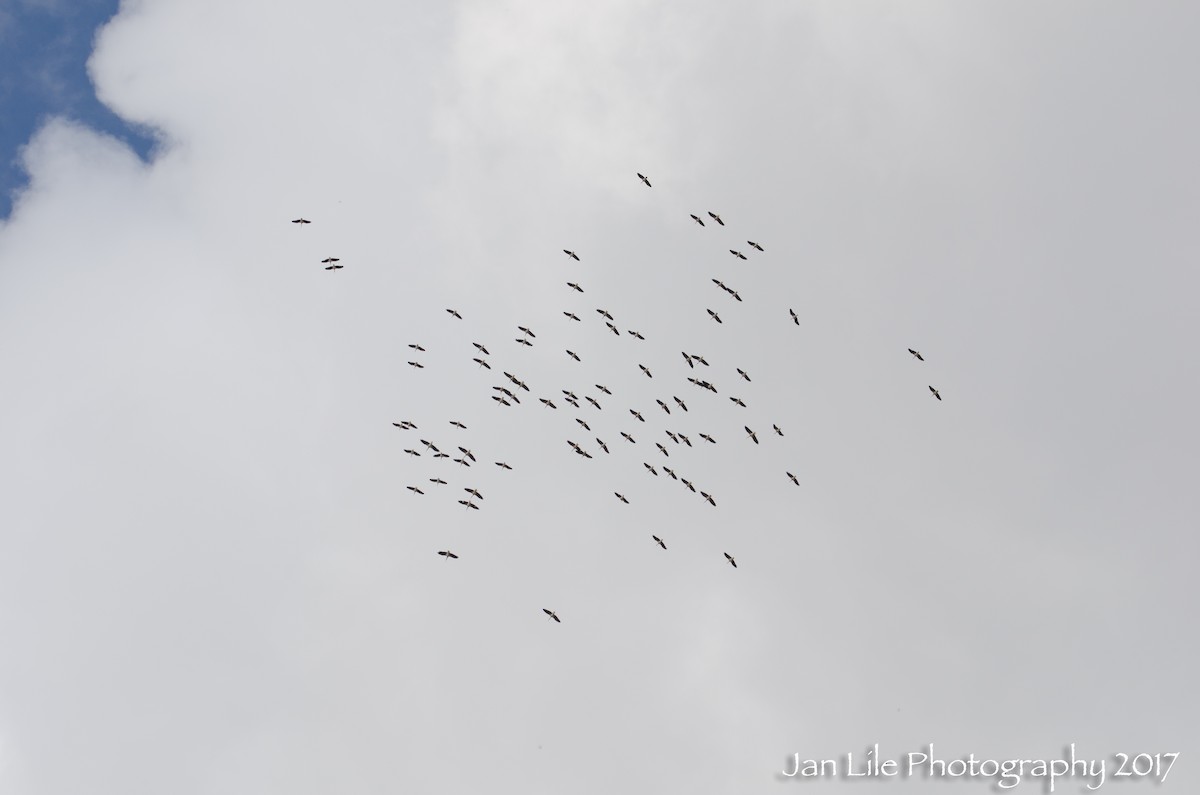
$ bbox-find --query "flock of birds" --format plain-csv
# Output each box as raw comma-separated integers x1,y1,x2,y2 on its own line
291,174,945,624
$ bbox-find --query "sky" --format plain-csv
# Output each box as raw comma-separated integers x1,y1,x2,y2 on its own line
0,1,1197,793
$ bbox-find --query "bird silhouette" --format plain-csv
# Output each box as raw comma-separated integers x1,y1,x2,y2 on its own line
637,172,652,187
543,609,561,623
564,250,580,261
707,211,724,226
291,218,311,225
724,552,737,568
690,214,706,226
908,348,924,361
652,535,667,549
929,386,942,401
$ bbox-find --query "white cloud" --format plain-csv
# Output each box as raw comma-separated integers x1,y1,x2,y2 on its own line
1,1,1198,793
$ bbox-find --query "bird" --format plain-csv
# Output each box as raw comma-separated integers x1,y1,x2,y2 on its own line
707,309,722,324
639,364,652,378
291,218,311,225
630,409,645,422
652,535,667,549
567,282,584,292
566,350,581,362
789,308,798,325
730,291,742,302
929,386,942,401
682,352,694,369
473,357,491,369
562,390,578,400
433,452,450,458
677,433,692,447
540,398,557,409
656,399,670,414
713,278,727,289
615,493,629,504
737,368,751,382
729,250,747,260
596,438,610,454
515,338,533,347
518,325,536,338
637,172,652,187
404,449,421,457
628,330,645,340
576,418,591,431
495,462,513,470
446,309,462,319
437,550,459,559
407,361,424,369
595,384,612,395
773,424,783,436
692,354,710,366
787,472,799,486
420,439,436,449
453,457,472,466
690,214,705,226
748,241,764,251
673,396,688,411
320,257,340,265
585,396,602,410
701,492,716,507
707,211,724,226
464,487,483,500
407,486,424,494
458,446,476,462
908,348,924,361
699,433,715,444
323,262,343,271
564,311,581,321
745,426,759,444
450,420,467,429
597,308,613,321
563,250,580,261
620,432,636,444
473,342,490,355
681,479,696,493
543,608,561,623
430,478,447,485
730,397,746,407
656,442,669,457
644,463,658,476
665,430,679,443
408,344,426,351
724,552,737,568
662,467,677,480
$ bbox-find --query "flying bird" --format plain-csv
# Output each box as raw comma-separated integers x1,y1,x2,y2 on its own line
597,309,613,320
707,211,724,226
515,338,533,347
628,329,645,340
437,550,459,559
692,354,709,366
620,432,636,444
464,487,483,500
637,172,652,187
446,309,462,319
652,535,667,549
404,449,421,457
473,342,490,355
701,492,716,507
656,399,670,414
615,493,629,504
730,397,746,407
699,433,715,444
656,442,669,457
606,321,620,336
566,350,581,362
595,384,612,395
682,352,694,369
518,326,536,338
543,609,561,623
729,250,747,260
567,282,584,292
539,398,558,409
630,409,645,422
690,214,706,226
908,348,924,361
673,396,688,411
576,418,591,431
458,446,476,462
495,462,513,470
430,478,447,485
563,250,580,261
787,472,799,486
662,467,677,480
450,420,467,429
745,426,759,444
929,386,942,401
724,552,737,568
473,357,491,369
773,424,783,436
681,479,696,493
707,309,722,324
639,364,652,378
564,311,581,321
596,438,609,454
677,433,692,447
644,463,658,476
737,368,751,382
453,457,472,466
408,344,425,351
291,218,311,225
407,361,424,369
406,486,424,494
585,396,602,410
789,308,799,325
748,241,764,251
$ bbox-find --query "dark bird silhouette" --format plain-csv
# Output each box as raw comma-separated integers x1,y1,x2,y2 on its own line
407,361,424,369
615,493,629,504
543,608,561,623
518,326,536,338
595,384,612,395
908,348,924,361
620,432,636,444
473,342,490,355
321,257,340,265
724,552,737,568
737,368,751,382
639,364,652,378
473,357,491,369
637,172,652,187
446,309,462,319
605,321,620,336
701,492,716,506
656,399,670,414
450,420,467,429
404,449,421,457
690,214,705,226
407,485,424,494
464,487,483,500
678,433,692,447
662,467,677,480
515,338,533,347
576,418,591,431
564,250,580,261
656,442,669,457
408,344,425,351
644,463,658,476
430,478,447,485
707,309,722,324
458,447,476,462
699,433,715,444
567,282,584,292
681,479,696,493
673,396,688,411
789,308,798,325
596,438,610,454
730,290,742,302
707,211,724,226
291,218,311,225
495,462,513,470
773,424,783,436
787,472,799,486
665,430,679,444
682,352,694,368
437,550,459,559
652,535,667,549
630,409,645,422
729,250,747,260
730,397,746,407
564,311,581,321
929,386,942,401
745,426,759,444
628,330,645,340
566,349,581,362
748,241,764,251
597,308,613,321
692,354,710,366
585,396,602,410
713,278,727,289
453,457,472,467
540,398,558,409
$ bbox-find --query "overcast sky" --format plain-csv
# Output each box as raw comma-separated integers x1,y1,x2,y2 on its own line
0,1,1197,793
